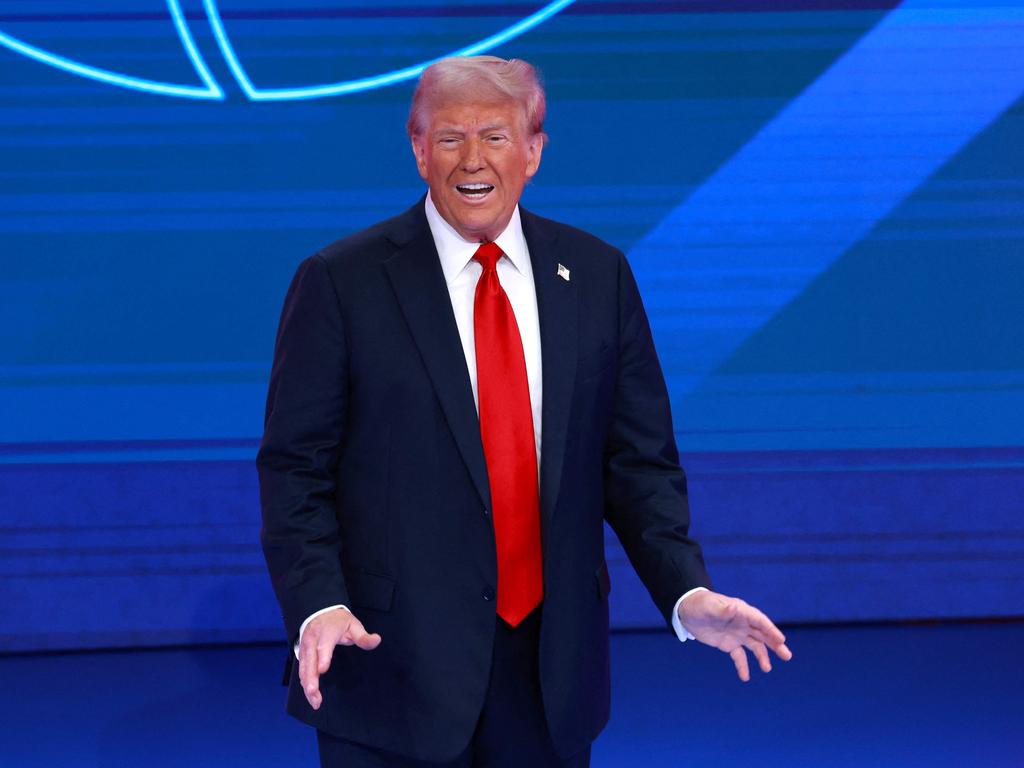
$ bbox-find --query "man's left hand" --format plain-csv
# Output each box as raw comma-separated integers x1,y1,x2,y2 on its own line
677,590,793,681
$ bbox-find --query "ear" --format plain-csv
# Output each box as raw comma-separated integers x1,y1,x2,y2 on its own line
524,133,544,180
411,136,429,182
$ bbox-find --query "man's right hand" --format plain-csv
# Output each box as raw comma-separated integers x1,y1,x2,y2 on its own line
298,608,382,710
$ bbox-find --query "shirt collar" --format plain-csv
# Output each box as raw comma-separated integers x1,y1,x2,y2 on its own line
425,193,530,286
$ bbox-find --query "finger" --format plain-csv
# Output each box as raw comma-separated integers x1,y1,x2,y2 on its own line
745,638,772,673
317,638,335,674
730,647,750,682
746,608,787,646
297,640,311,690
749,626,778,645
300,644,322,709
748,625,793,660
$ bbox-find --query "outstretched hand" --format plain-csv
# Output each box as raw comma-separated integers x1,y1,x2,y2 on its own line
298,608,382,709
678,590,792,682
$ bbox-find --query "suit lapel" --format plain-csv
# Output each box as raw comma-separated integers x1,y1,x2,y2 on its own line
521,208,578,531
382,203,492,511
381,203,579,527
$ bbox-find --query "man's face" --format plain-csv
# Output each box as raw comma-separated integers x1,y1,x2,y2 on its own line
412,99,543,243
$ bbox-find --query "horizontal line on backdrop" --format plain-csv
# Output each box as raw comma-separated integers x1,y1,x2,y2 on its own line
9,534,1024,556
11,551,1022,579
691,461,1024,474
613,615,1024,635
1,565,266,579
610,551,1024,566
3,616,1021,659
0,522,249,534
0,449,257,465
679,426,910,435
683,529,1024,544
0,438,259,456
1,544,259,557
0,361,268,378
0,2,900,24
3,442,1023,471
705,552,1024,564
9,524,1023,541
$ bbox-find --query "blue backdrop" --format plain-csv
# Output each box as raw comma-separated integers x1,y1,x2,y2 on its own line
1,0,1022,652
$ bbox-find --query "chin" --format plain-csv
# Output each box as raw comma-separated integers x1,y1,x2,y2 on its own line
457,219,498,240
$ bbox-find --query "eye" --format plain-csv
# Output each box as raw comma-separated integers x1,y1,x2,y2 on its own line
485,134,508,145
438,137,460,147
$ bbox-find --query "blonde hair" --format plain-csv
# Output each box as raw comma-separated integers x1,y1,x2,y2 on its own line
407,56,547,140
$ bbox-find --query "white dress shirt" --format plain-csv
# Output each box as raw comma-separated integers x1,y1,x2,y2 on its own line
425,194,543,466
296,195,703,655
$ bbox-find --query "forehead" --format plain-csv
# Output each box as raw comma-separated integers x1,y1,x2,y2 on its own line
426,98,526,132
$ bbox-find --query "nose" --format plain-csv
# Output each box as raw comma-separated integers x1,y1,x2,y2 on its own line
460,137,485,172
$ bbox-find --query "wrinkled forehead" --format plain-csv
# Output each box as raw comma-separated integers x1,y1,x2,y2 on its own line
423,95,529,132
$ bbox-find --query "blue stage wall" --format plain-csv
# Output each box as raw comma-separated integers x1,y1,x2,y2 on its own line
1,0,1022,652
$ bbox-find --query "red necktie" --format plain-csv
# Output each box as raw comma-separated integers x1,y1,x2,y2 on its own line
472,241,543,627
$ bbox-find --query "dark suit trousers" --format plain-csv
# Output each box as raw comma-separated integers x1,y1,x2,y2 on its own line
317,608,591,768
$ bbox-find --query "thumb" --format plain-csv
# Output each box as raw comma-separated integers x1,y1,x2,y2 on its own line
355,632,382,651
347,621,382,651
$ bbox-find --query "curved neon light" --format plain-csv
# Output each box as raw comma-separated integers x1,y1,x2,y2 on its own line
0,1,573,101
203,0,575,101
0,0,223,100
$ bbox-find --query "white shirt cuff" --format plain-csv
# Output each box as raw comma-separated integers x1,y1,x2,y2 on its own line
671,587,710,642
293,605,348,659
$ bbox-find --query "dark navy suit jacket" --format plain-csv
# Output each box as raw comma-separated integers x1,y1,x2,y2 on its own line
256,199,710,761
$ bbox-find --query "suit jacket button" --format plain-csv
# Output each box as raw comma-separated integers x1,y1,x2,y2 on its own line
481,586,495,601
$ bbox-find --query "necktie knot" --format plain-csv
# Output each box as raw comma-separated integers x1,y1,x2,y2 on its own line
472,241,503,272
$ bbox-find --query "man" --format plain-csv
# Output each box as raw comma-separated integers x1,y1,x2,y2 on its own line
257,56,791,768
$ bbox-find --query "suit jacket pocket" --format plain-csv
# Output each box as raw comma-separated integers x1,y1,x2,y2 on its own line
347,569,396,612
595,561,612,600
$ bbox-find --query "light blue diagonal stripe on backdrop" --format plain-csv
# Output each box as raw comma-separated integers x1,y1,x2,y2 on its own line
628,0,1024,387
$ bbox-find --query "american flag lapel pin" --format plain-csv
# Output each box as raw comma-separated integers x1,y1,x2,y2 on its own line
557,263,570,282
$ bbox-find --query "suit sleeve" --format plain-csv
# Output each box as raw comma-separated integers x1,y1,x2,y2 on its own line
257,254,351,643
602,251,712,628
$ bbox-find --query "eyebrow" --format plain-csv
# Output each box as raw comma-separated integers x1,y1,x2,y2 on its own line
431,121,512,139
477,121,510,133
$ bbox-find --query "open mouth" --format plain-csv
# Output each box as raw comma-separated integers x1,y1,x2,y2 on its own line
456,183,494,200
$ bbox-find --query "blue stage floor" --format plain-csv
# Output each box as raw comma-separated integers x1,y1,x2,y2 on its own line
1,622,1021,767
